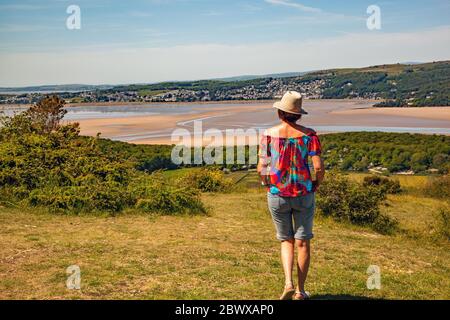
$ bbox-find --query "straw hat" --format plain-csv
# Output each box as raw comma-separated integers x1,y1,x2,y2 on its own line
273,91,308,115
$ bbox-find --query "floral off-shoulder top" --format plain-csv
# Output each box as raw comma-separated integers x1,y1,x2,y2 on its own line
259,133,322,197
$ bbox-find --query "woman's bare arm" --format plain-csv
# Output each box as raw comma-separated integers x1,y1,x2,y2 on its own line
258,133,271,185
311,155,325,187
257,157,270,185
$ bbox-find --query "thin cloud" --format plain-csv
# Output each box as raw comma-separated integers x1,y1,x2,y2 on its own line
0,4,46,10
202,10,223,17
240,3,263,12
2,26,449,87
129,11,153,18
0,24,56,33
264,0,321,13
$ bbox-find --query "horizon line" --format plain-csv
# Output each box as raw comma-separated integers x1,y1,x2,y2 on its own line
0,60,440,90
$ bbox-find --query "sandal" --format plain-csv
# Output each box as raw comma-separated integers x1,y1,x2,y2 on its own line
280,284,296,300
293,291,311,300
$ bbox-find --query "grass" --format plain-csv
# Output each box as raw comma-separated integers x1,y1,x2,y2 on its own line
0,172,449,300
323,61,445,76
343,173,449,236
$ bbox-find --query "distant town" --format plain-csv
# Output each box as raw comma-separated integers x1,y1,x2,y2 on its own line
0,77,328,105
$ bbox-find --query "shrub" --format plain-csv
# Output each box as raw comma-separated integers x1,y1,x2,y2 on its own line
136,155,178,172
184,168,232,192
0,96,206,216
28,182,134,214
363,175,402,194
372,214,399,235
424,175,450,200
316,172,398,234
132,174,206,215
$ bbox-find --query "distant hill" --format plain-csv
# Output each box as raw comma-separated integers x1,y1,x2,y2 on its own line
0,73,309,93
0,84,113,94
213,71,310,82
1,61,449,106
107,61,450,106
311,60,450,106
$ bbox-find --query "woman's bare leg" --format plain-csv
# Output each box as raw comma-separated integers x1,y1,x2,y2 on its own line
281,239,295,287
296,239,310,292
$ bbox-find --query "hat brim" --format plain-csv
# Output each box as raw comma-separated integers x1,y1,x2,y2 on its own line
273,102,308,115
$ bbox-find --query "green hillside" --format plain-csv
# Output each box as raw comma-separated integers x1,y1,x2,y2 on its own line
318,61,450,106
2,61,449,106
107,61,450,106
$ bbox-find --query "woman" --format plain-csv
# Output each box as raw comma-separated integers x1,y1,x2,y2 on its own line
258,91,325,300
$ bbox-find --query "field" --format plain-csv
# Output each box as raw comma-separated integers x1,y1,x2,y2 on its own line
1,172,448,300
137,89,169,97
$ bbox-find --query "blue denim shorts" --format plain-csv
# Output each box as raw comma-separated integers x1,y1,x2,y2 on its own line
267,192,316,241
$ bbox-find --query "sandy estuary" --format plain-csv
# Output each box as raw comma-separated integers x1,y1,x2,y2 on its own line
2,100,449,144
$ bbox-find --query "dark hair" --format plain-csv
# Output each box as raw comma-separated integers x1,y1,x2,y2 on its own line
278,109,302,123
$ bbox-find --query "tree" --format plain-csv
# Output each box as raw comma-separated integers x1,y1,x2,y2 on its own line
25,95,67,134
433,153,448,168
411,152,429,172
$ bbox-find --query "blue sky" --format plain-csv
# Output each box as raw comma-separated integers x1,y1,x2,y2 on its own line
0,0,449,86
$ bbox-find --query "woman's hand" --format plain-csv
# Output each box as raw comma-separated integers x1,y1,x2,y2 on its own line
261,174,270,186
257,160,270,186
312,180,320,192
311,156,325,188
